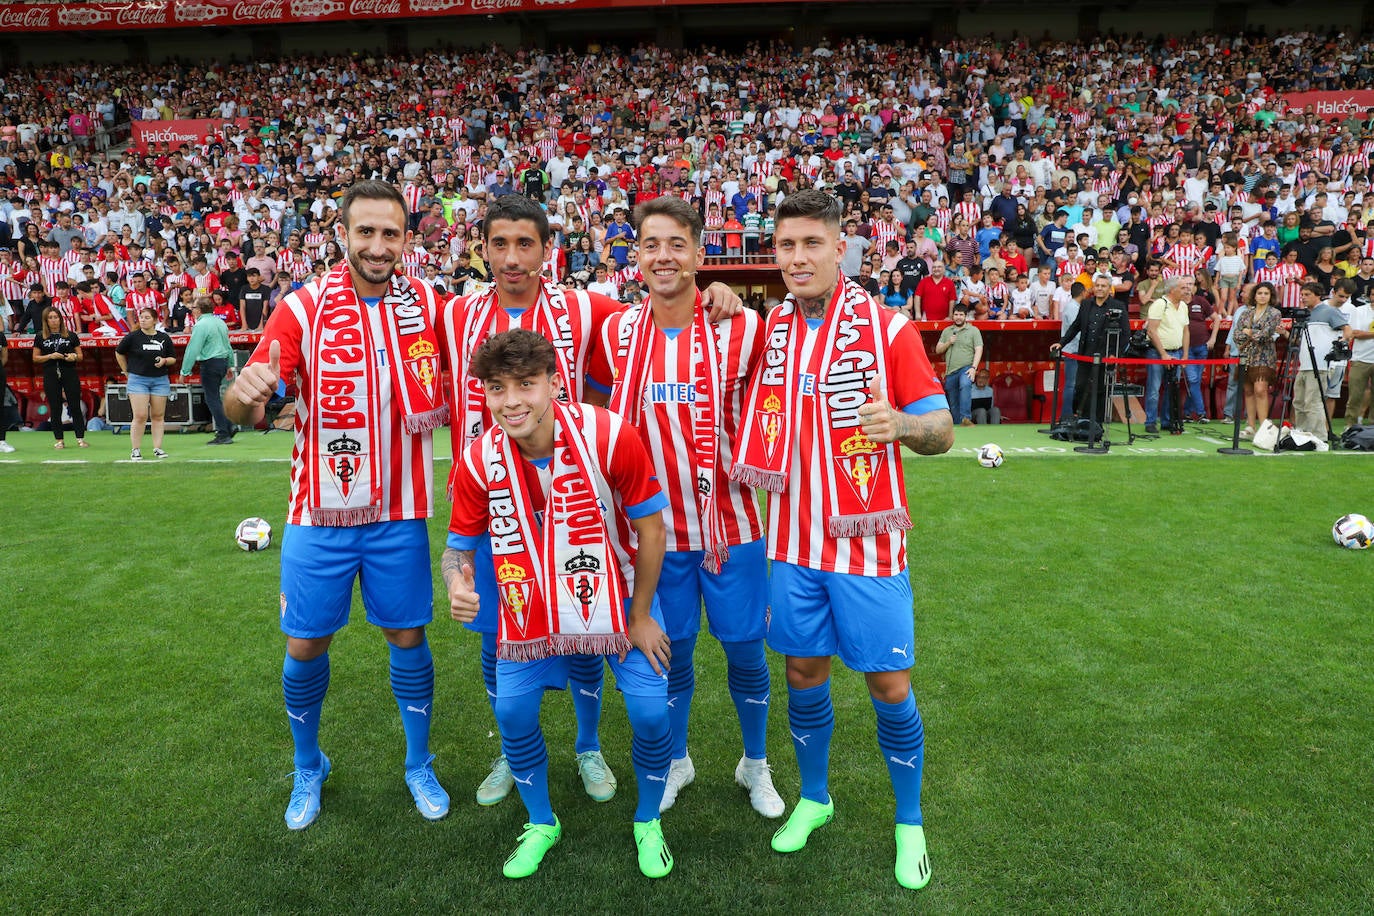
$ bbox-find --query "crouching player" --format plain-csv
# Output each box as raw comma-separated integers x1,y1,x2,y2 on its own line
443,329,676,879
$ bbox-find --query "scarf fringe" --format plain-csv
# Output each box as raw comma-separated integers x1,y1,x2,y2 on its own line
731,464,787,493
549,633,633,657
311,506,382,527
402,404,451,435
701,544,729,575
826,509,913,539
498,639,552,663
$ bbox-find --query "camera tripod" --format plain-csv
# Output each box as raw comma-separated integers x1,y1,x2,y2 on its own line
1274,313,1337,447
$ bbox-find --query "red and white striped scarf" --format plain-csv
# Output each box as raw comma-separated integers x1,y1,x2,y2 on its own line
485,400,629,661
306,264,447,525
732,280,911,538
607,295,728,572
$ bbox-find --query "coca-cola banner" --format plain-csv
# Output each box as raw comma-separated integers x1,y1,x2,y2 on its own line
1277,91,1374,121
132,118,254,152
0,0,800,32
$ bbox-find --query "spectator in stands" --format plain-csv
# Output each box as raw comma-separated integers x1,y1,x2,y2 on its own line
913,260,956,322
33,306,87,449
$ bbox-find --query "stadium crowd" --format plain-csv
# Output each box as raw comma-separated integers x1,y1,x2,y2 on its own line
1,30,1373,430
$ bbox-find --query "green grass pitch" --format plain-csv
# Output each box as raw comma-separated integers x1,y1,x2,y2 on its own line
2,424,1371,913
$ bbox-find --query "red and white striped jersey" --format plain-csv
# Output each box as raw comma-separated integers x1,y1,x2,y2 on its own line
448,403,662,593
52,295,80,327
401,248,431,279
611,265,642,289
955,200,982,226
933,207,952,231
0,264,24,301
1150,160,1176,186
543,246,567,282
1163,243,1209,279
38,256,67,296
765,305,946,576
303,232,328,255
402,183,424,215
592,306,765,550
1362,237,1374,260
246,278,439,526
125,257,156,279
278,250,313,282
163,270,195,299
447,116,467,140
872,218,904,250
535,136,558,163
1255,263,1306,309
125,287,166,322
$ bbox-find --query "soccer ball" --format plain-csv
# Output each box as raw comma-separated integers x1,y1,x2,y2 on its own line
235,517,273,552
976,443,1004,469
1331,513,1372,550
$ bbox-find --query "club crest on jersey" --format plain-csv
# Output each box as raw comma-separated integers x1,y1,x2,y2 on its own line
496,557,535,635
560,549,604,628
835,429,883,509
758,393,784,462
324,433,367,503
404,337,441,401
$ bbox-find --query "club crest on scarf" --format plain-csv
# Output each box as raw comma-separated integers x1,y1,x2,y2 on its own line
559,548,605,629
324,432,367,503
758,392,784,462
404,337,441,403
496,556,536,636
835,428,884,509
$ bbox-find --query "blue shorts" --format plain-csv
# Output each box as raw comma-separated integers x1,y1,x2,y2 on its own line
279,519,434,638
657,539,768,642
126,373,172,397
496,597,669,697
767,562,915,673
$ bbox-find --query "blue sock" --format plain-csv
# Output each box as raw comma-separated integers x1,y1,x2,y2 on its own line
873,691,924,825
389,639,434,769
480,631,498,717
723,639,770,760
495,689,553,825
568,653,605,754
787,680,834,805
624,691,672,822
665,634,697,760
282,652,329,770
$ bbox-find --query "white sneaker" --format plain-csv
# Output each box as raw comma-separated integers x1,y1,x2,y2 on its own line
0,441,14,452
658,754,695,813
130,448,143,461
735,756,785,818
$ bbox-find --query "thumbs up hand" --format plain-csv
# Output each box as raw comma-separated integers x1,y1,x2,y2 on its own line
858,376,900,443
228,338,281,410
448,561,481,623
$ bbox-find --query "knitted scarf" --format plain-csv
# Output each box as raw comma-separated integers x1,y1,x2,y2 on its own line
305,264,447,525
732,279,911,538
485,400,629,661
607,295,729,572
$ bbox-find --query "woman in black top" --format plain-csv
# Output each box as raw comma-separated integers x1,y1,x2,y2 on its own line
33,307,87,449
115,307,177,460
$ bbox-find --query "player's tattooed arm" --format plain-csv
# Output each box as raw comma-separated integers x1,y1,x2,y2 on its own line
441,547,480,623
893,408,955,455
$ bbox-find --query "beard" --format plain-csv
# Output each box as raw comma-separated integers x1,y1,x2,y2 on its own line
348,249,395,288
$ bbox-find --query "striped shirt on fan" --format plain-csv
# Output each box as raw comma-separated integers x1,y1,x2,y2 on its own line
125,287,166,322
591,305,765,552
1255,262,1307,309
245,277,439,526
766,304,946,576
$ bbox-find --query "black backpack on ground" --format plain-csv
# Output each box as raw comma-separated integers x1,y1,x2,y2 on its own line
1340,425,1374,451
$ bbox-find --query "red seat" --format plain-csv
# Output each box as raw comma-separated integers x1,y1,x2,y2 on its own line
993,371,1031,423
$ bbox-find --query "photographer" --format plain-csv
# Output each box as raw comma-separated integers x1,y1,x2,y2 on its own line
1291,282,1352,439
1051,275,1129,422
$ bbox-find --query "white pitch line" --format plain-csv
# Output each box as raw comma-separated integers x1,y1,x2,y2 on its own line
186,459,234,463
42,459,90,465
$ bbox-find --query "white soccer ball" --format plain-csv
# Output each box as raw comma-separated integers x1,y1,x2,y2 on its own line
976,443,1004,469
235,517,273,552
1331,513,1372,550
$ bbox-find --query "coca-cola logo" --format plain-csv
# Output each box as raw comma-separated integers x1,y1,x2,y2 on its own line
291,0,344,16
407,0,464,10
0,6,53,28
470,0,521,10
175,2,228,23
230,0,285,20
116,5,170,25
350,0,401,14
